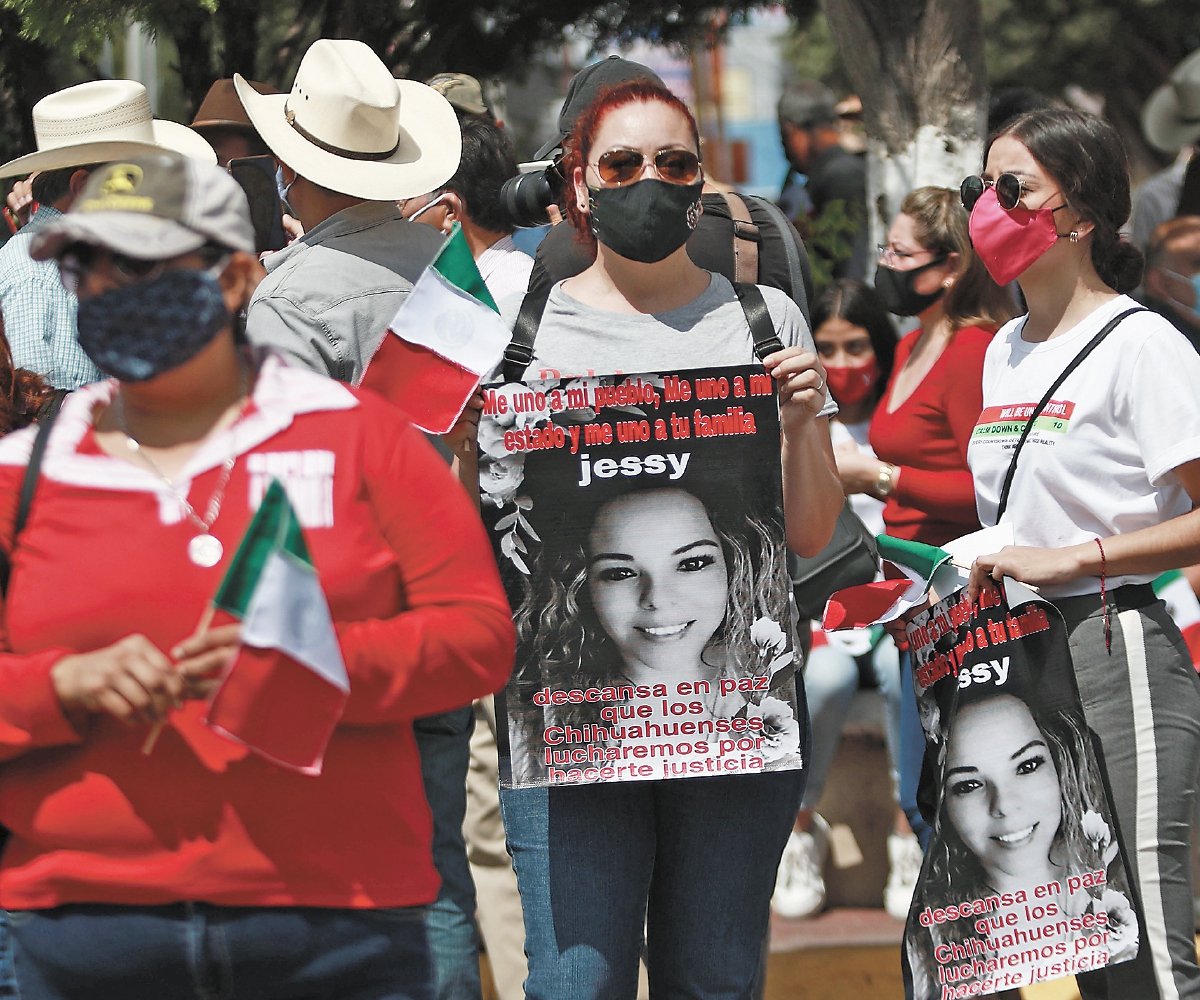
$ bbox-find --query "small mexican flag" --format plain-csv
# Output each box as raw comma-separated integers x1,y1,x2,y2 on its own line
205,480,348,774
361,222,511,433
822,536,952,632
1154,569,1200,671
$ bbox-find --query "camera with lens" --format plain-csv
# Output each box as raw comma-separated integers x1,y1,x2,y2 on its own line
499,155,564,229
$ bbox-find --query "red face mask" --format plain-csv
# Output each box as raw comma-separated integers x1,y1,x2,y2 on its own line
967,186,1061,286
824,360,880,408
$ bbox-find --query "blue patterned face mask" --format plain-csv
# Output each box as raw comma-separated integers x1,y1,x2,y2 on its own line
76,265,230,382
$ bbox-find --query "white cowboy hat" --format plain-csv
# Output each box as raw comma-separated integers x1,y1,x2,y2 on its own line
235,38,461,201
0,79,216,178
1143,48,1200,154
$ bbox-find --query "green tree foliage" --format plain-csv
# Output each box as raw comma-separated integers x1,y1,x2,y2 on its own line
0,0,770,162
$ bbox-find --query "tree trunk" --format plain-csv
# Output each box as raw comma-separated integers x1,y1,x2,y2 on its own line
819,0,987,255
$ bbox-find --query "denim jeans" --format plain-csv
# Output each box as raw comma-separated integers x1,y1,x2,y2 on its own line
0,910,14,999
801,634,901,808
499,770,805,1000
415,707,482,1000
7,903,433,1000
896,649,932,849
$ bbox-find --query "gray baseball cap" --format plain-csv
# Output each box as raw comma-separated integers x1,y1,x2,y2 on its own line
32,151,255,262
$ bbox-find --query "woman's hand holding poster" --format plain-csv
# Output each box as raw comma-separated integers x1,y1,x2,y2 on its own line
478,366,805,789
834,547,1140,998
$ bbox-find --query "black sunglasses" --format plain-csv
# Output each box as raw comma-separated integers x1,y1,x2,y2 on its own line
57,242,164,295
960,173,1026,213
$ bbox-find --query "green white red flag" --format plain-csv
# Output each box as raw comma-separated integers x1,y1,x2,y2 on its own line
205,480,348,774
822,536,952,632
360,222,511,433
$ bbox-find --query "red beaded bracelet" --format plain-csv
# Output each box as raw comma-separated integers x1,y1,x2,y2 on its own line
1095,537,1111,654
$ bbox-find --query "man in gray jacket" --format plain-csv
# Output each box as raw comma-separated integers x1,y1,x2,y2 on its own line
239,39,487,1000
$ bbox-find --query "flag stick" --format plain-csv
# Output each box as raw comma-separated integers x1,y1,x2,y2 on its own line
141,603,216,755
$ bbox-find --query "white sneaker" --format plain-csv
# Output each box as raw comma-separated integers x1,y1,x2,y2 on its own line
771,814,830,919
884,832,923,921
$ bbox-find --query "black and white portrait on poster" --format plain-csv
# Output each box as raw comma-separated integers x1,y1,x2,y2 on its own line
477,365,806,789
903,584,1140,999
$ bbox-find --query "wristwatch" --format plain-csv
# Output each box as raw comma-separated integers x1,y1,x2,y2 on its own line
875,462,896,499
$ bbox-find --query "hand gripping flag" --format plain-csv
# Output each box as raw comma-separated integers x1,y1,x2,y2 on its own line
360,222,511,433
205,480,349,774
822,536,952,631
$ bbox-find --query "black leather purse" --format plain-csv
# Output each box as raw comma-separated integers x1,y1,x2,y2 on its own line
789,501,879,621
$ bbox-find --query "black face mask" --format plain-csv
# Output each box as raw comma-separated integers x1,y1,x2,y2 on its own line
873,255,948,317
587,178,704,263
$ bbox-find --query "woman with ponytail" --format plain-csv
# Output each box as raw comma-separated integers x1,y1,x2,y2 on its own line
964,107,1200,999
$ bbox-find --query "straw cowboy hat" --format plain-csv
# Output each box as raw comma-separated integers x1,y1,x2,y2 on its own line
235,38,461,201
0,79,216,178
1143,48,1200,154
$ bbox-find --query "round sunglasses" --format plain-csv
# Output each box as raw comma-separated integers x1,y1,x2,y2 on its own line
960,173,1027,212
591,147,702,187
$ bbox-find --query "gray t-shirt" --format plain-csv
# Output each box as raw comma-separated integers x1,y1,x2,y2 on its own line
500,272,835,418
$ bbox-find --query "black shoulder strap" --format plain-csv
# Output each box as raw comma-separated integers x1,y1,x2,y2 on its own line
502,284,552,383
995,307,1147,523
744,193,813,326
0,390,67,596
733,282,784,361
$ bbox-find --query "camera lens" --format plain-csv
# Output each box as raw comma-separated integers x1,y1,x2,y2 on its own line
500,167,555,228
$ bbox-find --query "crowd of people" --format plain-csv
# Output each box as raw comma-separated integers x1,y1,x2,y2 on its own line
0,29,1198,1000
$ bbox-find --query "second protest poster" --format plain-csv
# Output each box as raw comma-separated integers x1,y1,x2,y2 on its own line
904,583,1140,999
478,365,805,789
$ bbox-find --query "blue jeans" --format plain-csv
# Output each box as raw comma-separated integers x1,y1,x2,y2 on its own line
415,708,481,1000
801,634,901,808
7,903,432,1000
0,910,14,999
499,770,805,1000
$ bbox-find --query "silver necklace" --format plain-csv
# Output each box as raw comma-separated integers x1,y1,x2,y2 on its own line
114,372,250,568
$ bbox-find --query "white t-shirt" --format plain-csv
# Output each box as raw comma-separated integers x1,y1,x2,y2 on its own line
967,295,1200,599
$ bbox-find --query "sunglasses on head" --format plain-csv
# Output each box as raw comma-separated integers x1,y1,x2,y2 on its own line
959,173,1028,212
592,147,702,187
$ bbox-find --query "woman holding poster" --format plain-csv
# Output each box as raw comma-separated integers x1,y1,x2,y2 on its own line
965,107,1200,998
492,78,843,999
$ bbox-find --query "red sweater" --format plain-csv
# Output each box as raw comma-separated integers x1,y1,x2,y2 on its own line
869,325,992,546
0,356,514,909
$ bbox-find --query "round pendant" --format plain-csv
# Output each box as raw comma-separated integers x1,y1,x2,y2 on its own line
188,533,224,568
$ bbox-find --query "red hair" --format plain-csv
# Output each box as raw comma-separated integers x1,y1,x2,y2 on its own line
561,79,701,242
0,315,51,433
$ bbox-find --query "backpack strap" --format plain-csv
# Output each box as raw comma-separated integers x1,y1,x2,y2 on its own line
744,193,813,326
0,389,67,596
994,307,1147,523
733,282,784,361
502,283,552,383
719,190,760,285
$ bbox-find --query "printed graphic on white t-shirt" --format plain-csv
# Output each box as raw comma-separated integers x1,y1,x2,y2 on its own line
970,399,1075,450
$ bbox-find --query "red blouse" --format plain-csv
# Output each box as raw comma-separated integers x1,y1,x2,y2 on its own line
869,325,993,546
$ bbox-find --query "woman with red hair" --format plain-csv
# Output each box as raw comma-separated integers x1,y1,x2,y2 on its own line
496,78,843,998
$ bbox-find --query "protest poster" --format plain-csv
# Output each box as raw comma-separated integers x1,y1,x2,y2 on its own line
902,581,1139,999
477,366,805,789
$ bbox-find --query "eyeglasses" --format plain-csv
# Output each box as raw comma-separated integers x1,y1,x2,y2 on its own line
58,243,165,295
877,245,939,267
58,242,227,295
960,173,1030,212
591,147,702,187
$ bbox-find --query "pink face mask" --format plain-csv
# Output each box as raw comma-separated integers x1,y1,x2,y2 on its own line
967,187,1062,286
